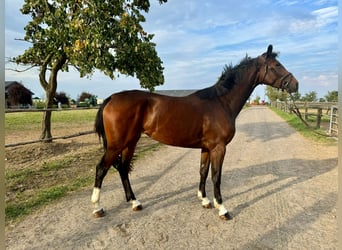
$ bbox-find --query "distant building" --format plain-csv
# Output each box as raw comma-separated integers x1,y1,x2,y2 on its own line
97,98,104,105
155,89,197,97
5,81,34,108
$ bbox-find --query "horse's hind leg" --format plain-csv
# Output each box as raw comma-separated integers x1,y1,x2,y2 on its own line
198,149,212,208
91,149,120,217
118,143,143,211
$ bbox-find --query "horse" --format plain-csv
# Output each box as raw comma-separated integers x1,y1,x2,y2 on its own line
91,45,298,220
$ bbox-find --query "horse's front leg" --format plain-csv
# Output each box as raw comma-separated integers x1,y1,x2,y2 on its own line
197,149,212,208
210,145,232,220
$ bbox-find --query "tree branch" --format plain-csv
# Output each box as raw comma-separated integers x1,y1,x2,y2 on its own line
14,38,32,43
39,52,54,91
5,65,38,72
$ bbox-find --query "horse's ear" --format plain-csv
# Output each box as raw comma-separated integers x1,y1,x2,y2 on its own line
266,45,273,58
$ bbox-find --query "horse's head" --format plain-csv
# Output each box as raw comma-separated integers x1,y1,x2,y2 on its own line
258,45,298,93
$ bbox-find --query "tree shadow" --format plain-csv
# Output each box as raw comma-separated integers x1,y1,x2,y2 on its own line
60,157,337,248
237,120,296,142
222,157,337,217
240,192,337,249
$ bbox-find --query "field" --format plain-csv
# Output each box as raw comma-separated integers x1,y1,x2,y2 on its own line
5,109,160,226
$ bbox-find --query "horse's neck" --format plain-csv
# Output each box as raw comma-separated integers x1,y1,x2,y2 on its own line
220,68,259,119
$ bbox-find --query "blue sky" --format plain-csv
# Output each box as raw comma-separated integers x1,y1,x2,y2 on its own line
5,0,338,100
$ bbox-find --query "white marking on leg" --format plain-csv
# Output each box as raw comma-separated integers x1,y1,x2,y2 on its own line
201,197,211,207
131,199,142,210
91,187,103,213
197,190,203,200
214,198,228,216
198,190,211,207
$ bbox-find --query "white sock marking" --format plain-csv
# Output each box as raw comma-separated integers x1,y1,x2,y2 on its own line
91,187,103,212
197,190,211,206
91,187,101,203
214,198,228,216
131,199,141,209
202,197,211,207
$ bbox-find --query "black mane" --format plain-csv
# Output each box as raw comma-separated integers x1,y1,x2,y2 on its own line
194,52,278,100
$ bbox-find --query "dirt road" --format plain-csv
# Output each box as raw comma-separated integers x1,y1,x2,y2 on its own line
5,106,337,249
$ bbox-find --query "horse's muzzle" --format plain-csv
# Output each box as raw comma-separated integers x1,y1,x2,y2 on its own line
281,73,298,93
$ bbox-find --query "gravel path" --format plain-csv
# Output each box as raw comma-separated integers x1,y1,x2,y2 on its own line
6,106,337,249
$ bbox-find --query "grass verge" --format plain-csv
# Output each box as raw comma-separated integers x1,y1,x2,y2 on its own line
5,181,88,221
269,106,336,143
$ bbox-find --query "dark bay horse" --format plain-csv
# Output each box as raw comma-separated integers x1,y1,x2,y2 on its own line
91,45,298,220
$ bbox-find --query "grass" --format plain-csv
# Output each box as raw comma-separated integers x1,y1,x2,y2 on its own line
269,106,336,143
5,154,95,224
5,109,98,130
6,176,93,221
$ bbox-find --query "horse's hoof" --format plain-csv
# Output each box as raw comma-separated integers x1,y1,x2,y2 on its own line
202,203,212,209
219,212,233,220
132,205,143,211
93,208,105,218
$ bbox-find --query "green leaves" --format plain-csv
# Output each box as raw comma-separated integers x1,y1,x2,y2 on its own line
15,0,167,91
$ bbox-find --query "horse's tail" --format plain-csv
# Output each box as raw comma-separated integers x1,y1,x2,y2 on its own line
95,96,112,149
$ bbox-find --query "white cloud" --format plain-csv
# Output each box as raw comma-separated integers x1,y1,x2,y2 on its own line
302,73,337,87
312,6,338,27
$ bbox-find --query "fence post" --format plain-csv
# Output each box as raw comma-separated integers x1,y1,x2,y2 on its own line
304,102,308,120
316,108,322,129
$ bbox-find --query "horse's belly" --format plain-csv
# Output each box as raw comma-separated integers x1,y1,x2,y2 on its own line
144,126,202,148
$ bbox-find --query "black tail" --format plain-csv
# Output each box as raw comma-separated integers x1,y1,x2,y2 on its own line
95,96,112,149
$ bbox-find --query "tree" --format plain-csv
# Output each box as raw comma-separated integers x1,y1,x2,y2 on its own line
54,91,70,106
265,86,288,102
12,0,167,142
253,95,260,105
290,91,301,101
78,91,93,102
324,90,338,102
301,91,317,102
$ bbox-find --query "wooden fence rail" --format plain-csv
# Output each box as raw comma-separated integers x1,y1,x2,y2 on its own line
270,101,338,137
5,107,98,113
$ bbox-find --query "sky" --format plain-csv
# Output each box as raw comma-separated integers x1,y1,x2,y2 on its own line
5,0,338,101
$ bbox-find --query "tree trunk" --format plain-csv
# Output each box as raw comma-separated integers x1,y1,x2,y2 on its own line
39,53,67,143
40,91,54,142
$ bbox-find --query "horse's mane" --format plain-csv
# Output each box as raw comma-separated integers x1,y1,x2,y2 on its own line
194,52,278,100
